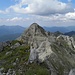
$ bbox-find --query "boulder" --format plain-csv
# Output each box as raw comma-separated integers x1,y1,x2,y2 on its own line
69,69,75,75
0,41,11,52
11,42,20,49
0,43,3,52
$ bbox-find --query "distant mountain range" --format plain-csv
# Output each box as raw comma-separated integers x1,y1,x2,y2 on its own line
0,25,25,42
64,31,75,36
0,25,25,36
0,33,22,42
1,25,75,42
43,26,75,33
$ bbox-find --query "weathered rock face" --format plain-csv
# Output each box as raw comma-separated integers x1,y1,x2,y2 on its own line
0,41,11,52
17,23,47,45
17,23,56,47
10,42,20,49
29,39,54,63
69,69,75,75
18,23,75,75
57,35,75,49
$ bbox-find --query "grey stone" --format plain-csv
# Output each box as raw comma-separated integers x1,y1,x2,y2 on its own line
5,51,12,55
0,43,4,52
0,41,11,52
13,62,16,66
6,69,16,75
69,69,75,75
11,42,20,49
0,68,4,72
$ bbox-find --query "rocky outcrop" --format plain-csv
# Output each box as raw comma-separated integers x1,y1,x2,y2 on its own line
17,23,75,75
29,39,54,63
57,35,75,49
0,68,16,75
10,42,20,49
0,41,11,52
69,69,75,75
17,23,48,45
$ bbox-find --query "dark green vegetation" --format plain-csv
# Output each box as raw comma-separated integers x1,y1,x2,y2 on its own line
0,40,50,75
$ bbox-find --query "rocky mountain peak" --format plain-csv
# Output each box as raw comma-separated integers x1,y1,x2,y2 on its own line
30,23,39,27
27,23,47,36
17,23,47,44
22,23,47,36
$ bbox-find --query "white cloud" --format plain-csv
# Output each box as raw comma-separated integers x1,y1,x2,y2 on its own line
22,0,73,15
0,17,31,26
2,0,73,15
65,12,75,20
33,11,75,22
7,17,22,22
0,15,75,27
0,10,5,14
0,0,75,27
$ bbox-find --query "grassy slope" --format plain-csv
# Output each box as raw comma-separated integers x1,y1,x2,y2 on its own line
0,40,50,75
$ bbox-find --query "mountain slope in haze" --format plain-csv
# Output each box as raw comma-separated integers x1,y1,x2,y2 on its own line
67,26,75,31
43,26,75,33
64,31,75,36
43,27,69,33
0,33,21,42
0,25,25,42
0,25,25,37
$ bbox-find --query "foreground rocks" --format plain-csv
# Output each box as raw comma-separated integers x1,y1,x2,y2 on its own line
0,41,11,52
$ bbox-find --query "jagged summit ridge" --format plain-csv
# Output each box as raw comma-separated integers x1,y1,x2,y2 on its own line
30,23,39,27
25,23,47,36
17,23,48,44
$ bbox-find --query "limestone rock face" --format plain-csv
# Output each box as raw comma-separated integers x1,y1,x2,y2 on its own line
10,42,20,49
57,35,75,49
18,23,75,75
29,40,54,63
36,40,53,62
0,42,11,52
69,69,75,75
17,23,47,45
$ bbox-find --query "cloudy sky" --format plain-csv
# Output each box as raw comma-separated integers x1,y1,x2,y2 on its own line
0,0,75,27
